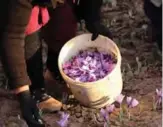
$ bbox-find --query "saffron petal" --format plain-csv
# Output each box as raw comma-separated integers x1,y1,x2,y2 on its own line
115,94,125,104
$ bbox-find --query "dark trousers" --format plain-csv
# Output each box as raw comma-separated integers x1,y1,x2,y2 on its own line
144,0,162,51
25,31,45,91
26,2,77,91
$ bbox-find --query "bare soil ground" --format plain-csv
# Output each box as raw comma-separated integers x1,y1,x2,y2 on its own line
0,0,162,127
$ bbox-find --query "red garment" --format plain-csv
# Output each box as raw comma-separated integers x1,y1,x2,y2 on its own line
25,6,50,35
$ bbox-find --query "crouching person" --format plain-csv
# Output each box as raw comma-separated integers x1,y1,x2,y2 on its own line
0,0,64,126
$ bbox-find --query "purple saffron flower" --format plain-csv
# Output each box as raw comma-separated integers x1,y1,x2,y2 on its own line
87,51,94,57
57,112,70,127
75,77,81,82
81,75,88,81
99,70,106,78
81,65,89,71
63,62,71,69
100,108,109,121
88,73,96,82
126,96,132,105
131,99,139,108
126,96,139,108
156,88,162,104
115,94,125,104
102,61,110,71
90,59,97,67
83,60,89,65
63,69,69,75
156,89,162,97
106,104,115,114
85,56,92,61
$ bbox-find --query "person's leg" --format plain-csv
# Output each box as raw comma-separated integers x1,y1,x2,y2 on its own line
25,32,45,91
144,0,162,51
42,2,77,78
25,31,62,112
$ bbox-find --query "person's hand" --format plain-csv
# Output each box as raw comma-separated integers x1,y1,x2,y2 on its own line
17,90,45,127
86,21,113,41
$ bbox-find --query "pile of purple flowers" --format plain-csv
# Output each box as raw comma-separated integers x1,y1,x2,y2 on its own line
62,49,117,82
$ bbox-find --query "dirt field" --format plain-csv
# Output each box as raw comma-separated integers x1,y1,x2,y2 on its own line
0,0,162,127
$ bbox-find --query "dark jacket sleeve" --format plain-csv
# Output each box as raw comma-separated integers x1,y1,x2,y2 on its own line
2,0,33,89
74,0,103,23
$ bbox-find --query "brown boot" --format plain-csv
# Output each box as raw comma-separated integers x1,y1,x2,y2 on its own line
38,97,62,112
32,88,62,112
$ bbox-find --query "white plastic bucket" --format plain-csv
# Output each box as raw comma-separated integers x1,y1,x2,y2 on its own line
58,33,123,108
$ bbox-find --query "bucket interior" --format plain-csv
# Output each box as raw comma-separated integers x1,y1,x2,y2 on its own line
58,34,121,85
